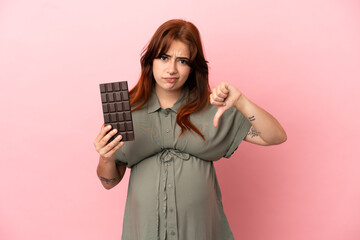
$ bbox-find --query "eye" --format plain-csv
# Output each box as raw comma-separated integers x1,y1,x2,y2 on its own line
160,55,168,61
179,59,189,65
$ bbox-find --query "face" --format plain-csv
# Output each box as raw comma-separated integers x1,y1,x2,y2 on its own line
152,40,191,97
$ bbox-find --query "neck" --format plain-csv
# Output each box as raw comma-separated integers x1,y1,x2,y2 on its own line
155,87,182,109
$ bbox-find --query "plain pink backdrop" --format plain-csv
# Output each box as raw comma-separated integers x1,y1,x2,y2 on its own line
1,0,359,239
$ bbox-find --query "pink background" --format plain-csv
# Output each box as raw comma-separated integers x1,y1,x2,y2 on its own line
1,0,359,239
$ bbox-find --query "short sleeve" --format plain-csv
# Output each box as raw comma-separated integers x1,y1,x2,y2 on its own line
222,109,251,158
176,105,251,161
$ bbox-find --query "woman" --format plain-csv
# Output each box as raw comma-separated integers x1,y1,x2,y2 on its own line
94,19,286,240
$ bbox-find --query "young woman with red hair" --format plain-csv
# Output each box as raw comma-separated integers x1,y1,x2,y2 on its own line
94,19,286,240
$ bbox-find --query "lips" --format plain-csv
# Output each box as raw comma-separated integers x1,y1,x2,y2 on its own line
164,77,178,83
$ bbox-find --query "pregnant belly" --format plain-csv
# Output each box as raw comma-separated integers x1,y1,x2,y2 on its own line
174,157,219,214
129,154,219,211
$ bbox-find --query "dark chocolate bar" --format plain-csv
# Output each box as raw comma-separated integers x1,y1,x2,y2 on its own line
99,81,135,142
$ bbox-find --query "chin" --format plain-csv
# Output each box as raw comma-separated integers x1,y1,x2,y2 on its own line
163,84,178,91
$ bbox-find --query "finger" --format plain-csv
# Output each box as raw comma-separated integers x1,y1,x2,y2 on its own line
212,95,225,102
102,124,113,135
99,128,118,148
211,86,227,99
102,135,124,157
211,100,226,106
215,87,228,99
210,93,226,106
213,107,226,128
219,82,230,95
95,124,112,144
211,90,225,102
103,138,124,158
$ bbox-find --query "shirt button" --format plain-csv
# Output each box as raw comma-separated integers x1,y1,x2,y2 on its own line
169,208,174,212
166,129,170,133
168,184,172,188
171,231,176,236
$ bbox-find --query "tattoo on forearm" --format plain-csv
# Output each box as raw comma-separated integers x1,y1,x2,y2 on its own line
100,176,117,184
248,127,261,138
249,115,256,121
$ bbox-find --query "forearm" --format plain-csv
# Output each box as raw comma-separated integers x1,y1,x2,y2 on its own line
96,156,123,190
235,95,287,145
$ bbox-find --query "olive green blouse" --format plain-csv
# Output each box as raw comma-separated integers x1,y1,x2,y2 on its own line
115,89,251,240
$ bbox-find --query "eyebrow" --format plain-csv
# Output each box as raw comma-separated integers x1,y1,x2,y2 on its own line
161,53,190,61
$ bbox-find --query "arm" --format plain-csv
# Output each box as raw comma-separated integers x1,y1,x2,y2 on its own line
236,94,287,145
210,82,287,146
94,125,127,189
96,156,127,190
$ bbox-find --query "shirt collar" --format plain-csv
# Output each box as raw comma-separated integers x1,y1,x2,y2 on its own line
147,88,187,114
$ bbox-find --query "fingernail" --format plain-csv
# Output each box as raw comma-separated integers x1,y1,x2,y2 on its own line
113,129,117,132
107,125,111,129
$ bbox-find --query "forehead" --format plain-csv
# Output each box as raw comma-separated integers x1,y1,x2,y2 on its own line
165,40,190,57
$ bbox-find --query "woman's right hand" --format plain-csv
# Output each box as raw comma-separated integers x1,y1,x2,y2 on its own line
93,124,124,162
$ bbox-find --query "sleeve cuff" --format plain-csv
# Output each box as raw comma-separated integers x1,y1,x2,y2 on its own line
223,117,251,158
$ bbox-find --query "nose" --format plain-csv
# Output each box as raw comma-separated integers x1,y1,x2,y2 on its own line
167,59,178,75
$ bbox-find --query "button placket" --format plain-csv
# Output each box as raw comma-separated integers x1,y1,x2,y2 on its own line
158,150,180,240
161,109,173,149
157,108,179,239
166,154,178,240
162,161,168,240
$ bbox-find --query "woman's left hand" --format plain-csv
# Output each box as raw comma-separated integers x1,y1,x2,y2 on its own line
210,82,287,145
210,82,243,128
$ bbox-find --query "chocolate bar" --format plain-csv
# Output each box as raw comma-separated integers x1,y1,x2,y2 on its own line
99,81,135,142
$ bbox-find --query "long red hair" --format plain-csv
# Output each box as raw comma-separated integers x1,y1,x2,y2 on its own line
129,19,210,140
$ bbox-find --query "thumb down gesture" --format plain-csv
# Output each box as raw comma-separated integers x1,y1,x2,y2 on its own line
210,82,243,128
